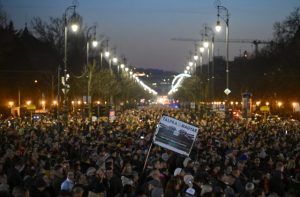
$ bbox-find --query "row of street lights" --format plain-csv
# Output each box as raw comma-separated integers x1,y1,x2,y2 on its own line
60,3,157,120
178,3,230,101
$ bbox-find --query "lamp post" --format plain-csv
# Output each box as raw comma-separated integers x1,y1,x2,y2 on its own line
86,25,98,119
96,101,100,118
62,5,80,121
204,25,215,103
199,46,205,73
86,25,98,66
216,4,230,97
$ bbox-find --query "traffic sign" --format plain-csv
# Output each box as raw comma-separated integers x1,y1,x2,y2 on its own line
260,106,270,112
26,104,36,110
224,88,231,95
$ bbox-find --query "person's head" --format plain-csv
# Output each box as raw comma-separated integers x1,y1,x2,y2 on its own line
275,161,284,172
254,157,260,166
253,188,265,197
152,159,161,170
12,186,29,197
165,177,182,191
147,179,161,191
105,166,113,179
72,185,84,197
54,164,64,174
267,157,274,166
58,190,72,197
86,167,97,177
0,173,7,184
122,162,133,175
67,171,75,181
34,177,47,191
150,169,161,180
96,168,105,179
245,182,255,193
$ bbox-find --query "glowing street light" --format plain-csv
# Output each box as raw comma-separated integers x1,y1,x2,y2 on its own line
86,25,98,66
92,40,98,47
193,55,199,61
112,57,118,64
203,39,209,48
71,23,79,32
8,101,14,108
215,20,222,32
266,102,269,106
277,102,282,108
292,102,297,113
256,101,261,106
41,100,46,110
199,46,205,53
26,100,31,106
104,51,110,57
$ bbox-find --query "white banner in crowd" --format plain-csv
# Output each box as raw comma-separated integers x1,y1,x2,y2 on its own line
153,115,199,156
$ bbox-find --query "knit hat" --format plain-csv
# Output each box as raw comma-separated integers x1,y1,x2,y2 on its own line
183,174,194,185
245,182,255,191
151,187,163,197
183,157,191,168
86,167,97,176
174,168,182,176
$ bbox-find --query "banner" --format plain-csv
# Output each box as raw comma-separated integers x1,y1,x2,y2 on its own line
153,115,199,156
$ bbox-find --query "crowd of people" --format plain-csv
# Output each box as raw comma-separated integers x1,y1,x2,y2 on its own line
0,106,300,197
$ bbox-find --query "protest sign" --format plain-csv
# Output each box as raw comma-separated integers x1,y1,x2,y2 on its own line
153,115,199,156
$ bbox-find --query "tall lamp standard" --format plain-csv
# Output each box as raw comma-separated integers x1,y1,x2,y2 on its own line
199,46,205,73
62,5,80,121
86,25,98,118
86,25,98,66
215,4,230,97
203,35,210,103
204,25,215,102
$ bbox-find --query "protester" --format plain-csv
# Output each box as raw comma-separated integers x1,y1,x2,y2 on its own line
0,106,299,197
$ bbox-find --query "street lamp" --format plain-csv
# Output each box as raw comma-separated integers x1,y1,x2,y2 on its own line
86,25,98,66
199,46,205,73
26,100,31,106
203,39,209,48
8,101,14,108
216,4,230,96
277,101,282,108
112,57,118,65
292,102,297,112
204,25,215,102
96,101,100,118
62,4,80,121
86,25,99,119
41,100,46,111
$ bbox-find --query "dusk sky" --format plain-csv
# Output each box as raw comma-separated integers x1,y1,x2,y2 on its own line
2,0,299,72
